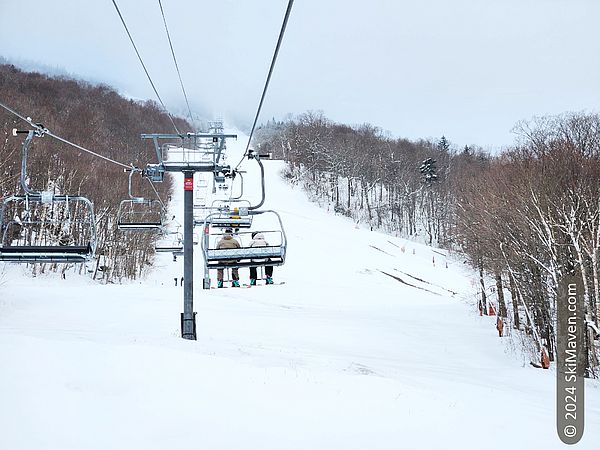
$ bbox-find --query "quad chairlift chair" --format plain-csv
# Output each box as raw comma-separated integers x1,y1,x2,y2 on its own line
0,128,97,263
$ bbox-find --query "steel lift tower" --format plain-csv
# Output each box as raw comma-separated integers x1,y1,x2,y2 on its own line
142,130,237,340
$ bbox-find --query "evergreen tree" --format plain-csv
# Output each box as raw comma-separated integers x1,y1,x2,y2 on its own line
419,157,438,186
437,135,450,152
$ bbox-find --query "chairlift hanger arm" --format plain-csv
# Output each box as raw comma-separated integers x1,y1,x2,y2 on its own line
125,168,147,202
18,128,72,195
230,170,244,200
19,130,37,195
246,151,266,210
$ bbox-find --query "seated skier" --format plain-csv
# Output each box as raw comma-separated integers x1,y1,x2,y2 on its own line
248,231,274,285
216,228,241,288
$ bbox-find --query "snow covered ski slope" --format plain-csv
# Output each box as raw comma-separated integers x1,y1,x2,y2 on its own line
1,131,599,450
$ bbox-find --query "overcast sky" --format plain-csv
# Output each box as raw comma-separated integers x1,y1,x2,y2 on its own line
1,0,599,150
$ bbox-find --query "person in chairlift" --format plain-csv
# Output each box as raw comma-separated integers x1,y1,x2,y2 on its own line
216,228,241,288
249,231,274,285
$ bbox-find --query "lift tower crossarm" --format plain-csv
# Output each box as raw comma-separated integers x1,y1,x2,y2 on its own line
141,133,237,165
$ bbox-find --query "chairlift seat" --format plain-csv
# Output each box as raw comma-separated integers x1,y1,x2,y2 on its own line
118,221,163,230
0,244,93,263
155,245,184,254
205,245,285,269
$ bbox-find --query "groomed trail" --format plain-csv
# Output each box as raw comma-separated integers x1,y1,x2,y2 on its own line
1,130,599,450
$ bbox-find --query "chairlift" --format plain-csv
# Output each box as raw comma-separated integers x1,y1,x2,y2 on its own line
0,198,96,263
154,231,184,255
0,129,97,263
209,199,253,230
201,210,287,273
117,200,163,230
117,170,164,231
154,229,198,256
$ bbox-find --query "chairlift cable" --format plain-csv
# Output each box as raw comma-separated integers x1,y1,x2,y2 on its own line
158,0,194,125
0,99,33,124
46,131,133,170
234,0,294,170
110,0,181,135
0,99,133,170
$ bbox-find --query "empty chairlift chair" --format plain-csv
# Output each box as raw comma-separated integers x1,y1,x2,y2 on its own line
0,129,97,263
117,170,164,231
0,195,96,263
154,231,184,255
117,199,164,230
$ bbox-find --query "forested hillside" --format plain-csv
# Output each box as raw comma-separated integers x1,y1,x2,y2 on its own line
255,112,600,375
0,64,191,280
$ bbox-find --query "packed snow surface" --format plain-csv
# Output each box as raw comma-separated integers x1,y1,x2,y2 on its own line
1,131,598,449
